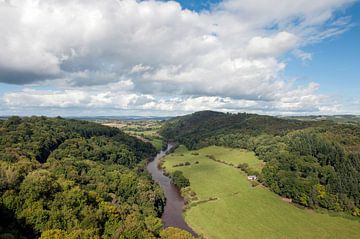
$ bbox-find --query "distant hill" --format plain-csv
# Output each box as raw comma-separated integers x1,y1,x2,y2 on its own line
68,115,172,121
0,115,172,122
284,115,360,124
160,110,324,149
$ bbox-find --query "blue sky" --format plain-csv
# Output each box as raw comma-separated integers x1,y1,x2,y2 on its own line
0,0,359,116
165,0,221,11
285,2,360,99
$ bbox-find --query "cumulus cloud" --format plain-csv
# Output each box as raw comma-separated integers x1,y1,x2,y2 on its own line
0,0,357,115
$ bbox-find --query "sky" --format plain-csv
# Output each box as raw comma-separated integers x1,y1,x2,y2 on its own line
0,0,359,116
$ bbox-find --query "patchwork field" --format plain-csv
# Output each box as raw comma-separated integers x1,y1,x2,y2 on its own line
100,120,163,150
163,146,360,239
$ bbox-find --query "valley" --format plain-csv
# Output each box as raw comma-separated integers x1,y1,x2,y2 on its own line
1,111,360,239
2,1,359,238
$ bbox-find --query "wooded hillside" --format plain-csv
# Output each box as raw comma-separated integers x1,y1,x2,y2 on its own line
0,116,166,238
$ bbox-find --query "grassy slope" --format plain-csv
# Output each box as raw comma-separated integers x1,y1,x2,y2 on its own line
163,146,360,239
200,146,264,172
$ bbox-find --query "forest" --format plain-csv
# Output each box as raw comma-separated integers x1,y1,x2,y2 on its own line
0,116,193,238
160,111,360,216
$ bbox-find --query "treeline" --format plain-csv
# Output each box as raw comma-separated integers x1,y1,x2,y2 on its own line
160,111,360,216
0,116,194,238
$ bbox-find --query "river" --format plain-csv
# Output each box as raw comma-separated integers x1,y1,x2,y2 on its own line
147,144,198,236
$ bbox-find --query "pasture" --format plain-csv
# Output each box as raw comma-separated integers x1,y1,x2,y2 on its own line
163,146,360,239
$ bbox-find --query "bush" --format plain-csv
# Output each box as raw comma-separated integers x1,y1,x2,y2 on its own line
160,227,195,239
237,163,249,171
251,180,260,187
171,171,190,189
205,154,215,160
174,162,191,167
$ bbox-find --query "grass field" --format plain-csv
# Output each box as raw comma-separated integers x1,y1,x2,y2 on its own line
101,120,164,150
163,146,360,239
197,146,264,172
151,138,163,151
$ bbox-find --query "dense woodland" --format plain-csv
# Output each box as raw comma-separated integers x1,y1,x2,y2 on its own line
161,111,360,216
0,116,194,238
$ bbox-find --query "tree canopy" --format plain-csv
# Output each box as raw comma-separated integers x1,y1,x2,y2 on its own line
0,116,171,238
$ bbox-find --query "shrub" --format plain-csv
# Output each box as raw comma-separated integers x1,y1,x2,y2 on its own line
174,162,191,167
251,180,260,187
237,163,249,171
205,154,215,160
160,227,195,239
171,171,190,189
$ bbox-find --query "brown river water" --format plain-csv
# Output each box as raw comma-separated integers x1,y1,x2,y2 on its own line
147,144,198,236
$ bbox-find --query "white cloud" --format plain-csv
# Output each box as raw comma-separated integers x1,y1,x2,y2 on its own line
246,32,298,57
130,64,153,74
293,49,313,62
219,0,355,25
0,0,357,115
2,82,348,116
3,89,88,108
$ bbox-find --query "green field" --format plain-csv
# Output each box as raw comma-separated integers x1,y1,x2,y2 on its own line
163,146,360,239
151,138,163,151
196,146,264,172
